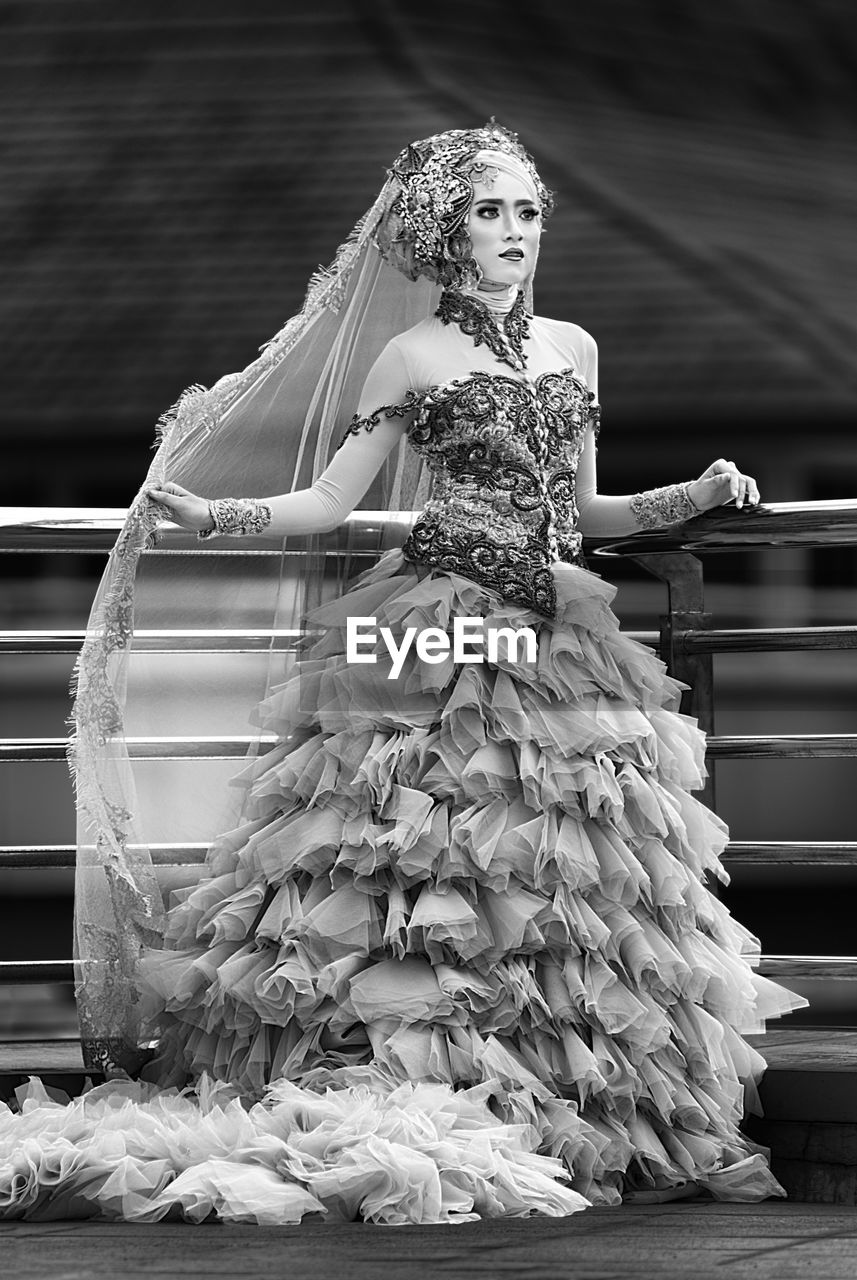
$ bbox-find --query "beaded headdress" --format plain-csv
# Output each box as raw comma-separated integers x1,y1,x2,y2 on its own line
375,122,553,288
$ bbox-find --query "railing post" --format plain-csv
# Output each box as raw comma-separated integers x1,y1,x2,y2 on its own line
631,552,716,812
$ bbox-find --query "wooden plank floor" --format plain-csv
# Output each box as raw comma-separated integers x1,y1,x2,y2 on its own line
4,1204,857,1279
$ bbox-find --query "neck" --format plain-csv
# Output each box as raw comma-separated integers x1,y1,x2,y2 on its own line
460,281,520,317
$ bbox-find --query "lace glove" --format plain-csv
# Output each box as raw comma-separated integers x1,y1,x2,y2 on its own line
197,497,273,539
628,482,702,530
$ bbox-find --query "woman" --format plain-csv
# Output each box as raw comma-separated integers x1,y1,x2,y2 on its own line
1,124,806,1224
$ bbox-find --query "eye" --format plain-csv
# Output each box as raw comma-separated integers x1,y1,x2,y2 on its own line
475,205,500,218
521,207,541,221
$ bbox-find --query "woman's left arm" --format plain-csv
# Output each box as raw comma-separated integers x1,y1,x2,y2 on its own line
571,329,759,536
574,429,760,537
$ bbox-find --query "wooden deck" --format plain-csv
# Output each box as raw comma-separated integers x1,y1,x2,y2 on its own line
3,1204,857,1279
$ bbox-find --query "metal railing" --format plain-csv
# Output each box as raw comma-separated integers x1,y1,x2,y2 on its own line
4,500,857,1072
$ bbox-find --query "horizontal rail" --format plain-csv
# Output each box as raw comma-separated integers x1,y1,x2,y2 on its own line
6,1028,857,1080
677,626,857,656
722,843,857,866
0,627,661,655
5,842,856,870
707,735,857,759
1,736,278,762
0,508,416,553
6,501,857,556
592,498,857,555
7,625,855,662
7,734,857,764
0,629,304,655
0,844,208,868
0,961,77,983
3,955,856,985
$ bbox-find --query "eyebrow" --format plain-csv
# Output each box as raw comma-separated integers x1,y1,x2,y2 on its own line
473,197,539,206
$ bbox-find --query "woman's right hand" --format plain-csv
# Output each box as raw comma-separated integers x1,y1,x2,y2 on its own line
145,482,214,534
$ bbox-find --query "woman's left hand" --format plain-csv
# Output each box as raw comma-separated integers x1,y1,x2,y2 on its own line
688,459,760,512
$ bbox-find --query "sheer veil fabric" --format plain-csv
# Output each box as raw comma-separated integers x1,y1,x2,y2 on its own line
69,125,538,1072
70,177,442,1073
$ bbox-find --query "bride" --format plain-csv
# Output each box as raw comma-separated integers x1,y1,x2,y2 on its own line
0,122,805,1224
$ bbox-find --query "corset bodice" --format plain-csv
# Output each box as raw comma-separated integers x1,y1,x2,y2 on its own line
401,367,598,617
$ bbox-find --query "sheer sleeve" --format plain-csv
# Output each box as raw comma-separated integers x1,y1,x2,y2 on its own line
262,340,421,536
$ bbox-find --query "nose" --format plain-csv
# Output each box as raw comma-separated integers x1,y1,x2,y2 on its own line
502,210,524,240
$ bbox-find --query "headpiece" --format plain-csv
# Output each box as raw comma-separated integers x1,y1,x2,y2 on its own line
69,123,549,1072
375,122,553,287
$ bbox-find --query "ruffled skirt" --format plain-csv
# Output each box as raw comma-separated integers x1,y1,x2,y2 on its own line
0,553,806,1223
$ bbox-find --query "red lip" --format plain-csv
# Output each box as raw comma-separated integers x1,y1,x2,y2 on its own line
500,250,524,259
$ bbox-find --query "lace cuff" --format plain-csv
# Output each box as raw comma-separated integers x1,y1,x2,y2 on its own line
629,482,700,530
197,497,273,539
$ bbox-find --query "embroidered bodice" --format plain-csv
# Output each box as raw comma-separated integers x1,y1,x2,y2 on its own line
341,289,601,617
402,367,597,616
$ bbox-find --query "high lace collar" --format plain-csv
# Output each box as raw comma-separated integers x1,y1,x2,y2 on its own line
435,287,530,372
459,283,519,318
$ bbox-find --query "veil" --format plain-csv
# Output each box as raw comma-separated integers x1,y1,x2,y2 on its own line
69,123,551,1072
70,194,439,1072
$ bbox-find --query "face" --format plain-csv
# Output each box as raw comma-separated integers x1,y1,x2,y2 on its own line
466,168,543,288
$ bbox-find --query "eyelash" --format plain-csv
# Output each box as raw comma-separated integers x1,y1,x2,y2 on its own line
476,207,541,221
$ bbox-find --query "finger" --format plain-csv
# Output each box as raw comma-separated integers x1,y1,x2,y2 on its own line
146,488,178,507
741,476,760,507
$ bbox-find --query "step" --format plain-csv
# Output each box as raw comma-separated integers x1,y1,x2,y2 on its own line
744,1027,857,1204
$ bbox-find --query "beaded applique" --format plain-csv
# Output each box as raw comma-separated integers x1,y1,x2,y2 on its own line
435,289,531,372
337,388,425,449
629,482,699,529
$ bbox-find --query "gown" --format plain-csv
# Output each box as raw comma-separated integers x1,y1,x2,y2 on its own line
0,289,807,1225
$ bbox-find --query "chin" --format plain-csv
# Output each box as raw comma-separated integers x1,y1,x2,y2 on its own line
481,265,528,287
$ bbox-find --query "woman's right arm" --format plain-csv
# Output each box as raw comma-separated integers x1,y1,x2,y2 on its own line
147,341,419,537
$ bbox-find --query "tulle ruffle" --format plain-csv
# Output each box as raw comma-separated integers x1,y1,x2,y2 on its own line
0,1071,587,1223
0,551,805,1222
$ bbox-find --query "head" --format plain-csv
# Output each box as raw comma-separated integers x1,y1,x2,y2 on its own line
375,123,552,290
466,149,543,290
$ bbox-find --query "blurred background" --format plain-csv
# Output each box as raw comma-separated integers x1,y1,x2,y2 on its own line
1,0,856,1029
